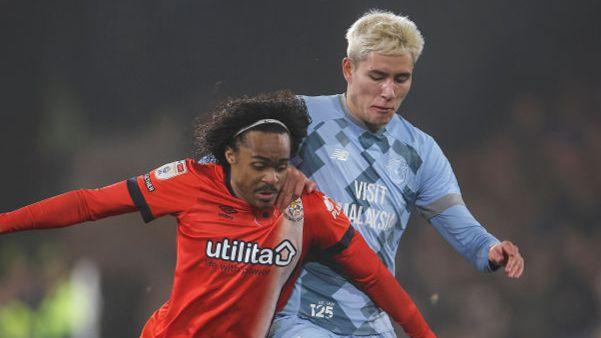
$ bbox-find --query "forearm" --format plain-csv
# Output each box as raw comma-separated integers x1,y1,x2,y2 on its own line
329,230,435,338
0,181,135,233
429,204,499,272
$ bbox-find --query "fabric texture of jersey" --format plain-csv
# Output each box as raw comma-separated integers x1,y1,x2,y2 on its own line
277,94,500,335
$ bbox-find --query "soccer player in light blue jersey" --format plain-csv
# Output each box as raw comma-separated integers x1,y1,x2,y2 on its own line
270,9,525,338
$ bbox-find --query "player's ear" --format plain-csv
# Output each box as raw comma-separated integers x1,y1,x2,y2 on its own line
225,146,237,165
342,57,354,82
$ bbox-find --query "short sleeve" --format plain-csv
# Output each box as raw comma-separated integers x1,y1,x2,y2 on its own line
415,137,465,220
302,191,354,252
126,159,199,223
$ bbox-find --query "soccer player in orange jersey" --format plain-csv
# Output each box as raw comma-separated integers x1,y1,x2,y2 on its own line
0,91,435,338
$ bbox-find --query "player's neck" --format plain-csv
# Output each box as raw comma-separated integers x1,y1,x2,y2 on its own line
342,93,383,134
224,166,237,197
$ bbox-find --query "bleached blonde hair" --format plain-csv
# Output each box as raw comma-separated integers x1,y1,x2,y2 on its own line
346,9,425,64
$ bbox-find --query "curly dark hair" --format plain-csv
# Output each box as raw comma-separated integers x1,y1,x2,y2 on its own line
195,90,311,166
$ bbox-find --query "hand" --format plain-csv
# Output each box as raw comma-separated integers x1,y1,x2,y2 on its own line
275,166,317,210
488,241,524,278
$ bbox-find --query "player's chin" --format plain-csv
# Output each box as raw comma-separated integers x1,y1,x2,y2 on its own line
253,193,277,208
367,112,393,124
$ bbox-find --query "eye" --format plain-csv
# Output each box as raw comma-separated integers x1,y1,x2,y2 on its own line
276,163,289,172
252,163,267,170
395,74,410,84
369,74,384,81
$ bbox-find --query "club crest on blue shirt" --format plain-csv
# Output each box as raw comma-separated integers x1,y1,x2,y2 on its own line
386,157,409,185
284,198,304,222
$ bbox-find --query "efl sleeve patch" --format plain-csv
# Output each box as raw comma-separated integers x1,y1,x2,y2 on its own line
154,160,188,180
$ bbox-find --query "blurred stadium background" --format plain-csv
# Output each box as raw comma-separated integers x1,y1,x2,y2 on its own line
1,1,600,337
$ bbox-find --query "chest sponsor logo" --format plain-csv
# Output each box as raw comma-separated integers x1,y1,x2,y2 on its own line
354,181,387,204
206,238,297,267
343,180,397,231
154,160,188,180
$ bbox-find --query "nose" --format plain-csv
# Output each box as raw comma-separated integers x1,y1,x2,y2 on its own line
381,80,396,100
262,168,279,185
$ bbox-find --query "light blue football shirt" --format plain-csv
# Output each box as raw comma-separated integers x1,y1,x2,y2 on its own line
277,94,500,335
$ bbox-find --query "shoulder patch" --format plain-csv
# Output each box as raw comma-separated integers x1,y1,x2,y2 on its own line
154,160,188,180
322,195,342,219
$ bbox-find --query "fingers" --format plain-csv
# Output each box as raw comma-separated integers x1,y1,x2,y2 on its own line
500,241,524,279
505,254,524,278
488,243,506,265
488,241,525,279
275,174,295,210
305,180,317,193
276,166,310,210
512,256,524,278
274,191,287,211
293,176,306,198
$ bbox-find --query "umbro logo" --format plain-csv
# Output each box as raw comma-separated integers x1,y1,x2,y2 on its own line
218,205,237,219
219,205,237,214
330,148,349,161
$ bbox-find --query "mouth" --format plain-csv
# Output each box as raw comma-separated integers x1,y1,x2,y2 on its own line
254,188,278,202
371,105,394,113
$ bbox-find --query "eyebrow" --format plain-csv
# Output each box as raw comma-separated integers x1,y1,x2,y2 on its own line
369,69,411,77
251,156,289,163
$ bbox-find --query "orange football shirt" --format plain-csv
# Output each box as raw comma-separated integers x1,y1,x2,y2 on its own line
130,159,352,338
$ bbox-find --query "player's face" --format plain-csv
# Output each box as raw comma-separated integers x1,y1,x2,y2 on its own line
226,131,290,209
343,51,414,132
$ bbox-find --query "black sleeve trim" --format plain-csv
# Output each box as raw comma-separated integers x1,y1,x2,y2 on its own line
126,177,155,223
323,226,355,256
488,260,501,272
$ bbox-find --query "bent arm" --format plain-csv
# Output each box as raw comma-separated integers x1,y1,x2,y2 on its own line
0,181,136,233
326,228,436,338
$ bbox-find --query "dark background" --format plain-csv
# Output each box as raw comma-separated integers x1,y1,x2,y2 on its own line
1,1,600,337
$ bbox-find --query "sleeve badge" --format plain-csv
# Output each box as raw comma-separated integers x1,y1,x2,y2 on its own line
154,160,188,180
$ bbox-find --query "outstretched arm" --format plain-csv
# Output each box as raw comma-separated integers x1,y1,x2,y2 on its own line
0,181,135,233
417,137,524,278
428,204,524,278
325,228,436,338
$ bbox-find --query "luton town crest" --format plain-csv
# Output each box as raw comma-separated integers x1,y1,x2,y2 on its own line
284,198,304,222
